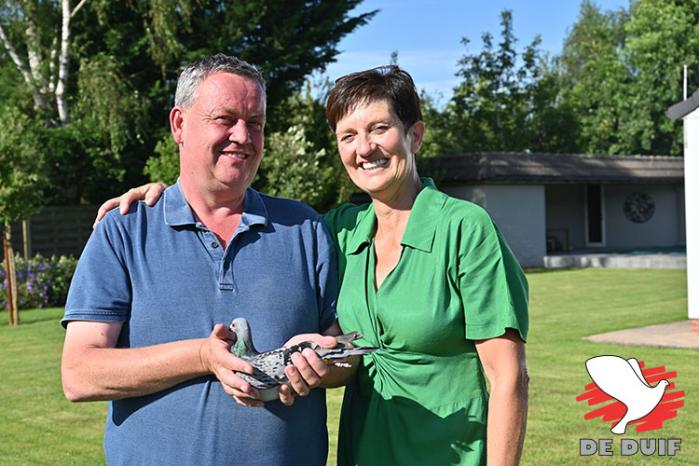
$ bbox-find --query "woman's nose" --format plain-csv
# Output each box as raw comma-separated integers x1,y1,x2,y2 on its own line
356,133,375,157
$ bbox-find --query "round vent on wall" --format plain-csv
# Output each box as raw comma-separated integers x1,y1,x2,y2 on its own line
623,192,655,223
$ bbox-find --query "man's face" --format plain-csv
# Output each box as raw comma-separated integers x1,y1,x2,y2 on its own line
172,72,266,197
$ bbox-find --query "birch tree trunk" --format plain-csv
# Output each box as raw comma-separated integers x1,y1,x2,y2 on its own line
56,0,73,124
0,22,48,113
0,0,86,124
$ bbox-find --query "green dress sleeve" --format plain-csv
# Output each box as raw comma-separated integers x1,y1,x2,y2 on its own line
457,206,529,342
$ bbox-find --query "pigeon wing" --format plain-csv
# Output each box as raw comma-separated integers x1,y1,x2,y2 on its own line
585,355,637,403
626,358,651,388
236,342,315,390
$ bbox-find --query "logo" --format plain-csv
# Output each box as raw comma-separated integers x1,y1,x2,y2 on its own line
576,355,685,457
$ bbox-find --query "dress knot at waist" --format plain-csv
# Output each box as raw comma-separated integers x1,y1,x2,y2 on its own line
357,350,488,417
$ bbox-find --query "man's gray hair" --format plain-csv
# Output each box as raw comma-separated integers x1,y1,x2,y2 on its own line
174,54,266,108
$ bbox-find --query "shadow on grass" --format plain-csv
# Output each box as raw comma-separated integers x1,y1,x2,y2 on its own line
0,307,64,327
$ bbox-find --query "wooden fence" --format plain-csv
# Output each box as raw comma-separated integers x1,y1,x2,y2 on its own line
0,206,97,260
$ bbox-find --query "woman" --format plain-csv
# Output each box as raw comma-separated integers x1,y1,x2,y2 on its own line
98,65,529,466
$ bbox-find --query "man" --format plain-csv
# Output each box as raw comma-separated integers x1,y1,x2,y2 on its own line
61,54,343,465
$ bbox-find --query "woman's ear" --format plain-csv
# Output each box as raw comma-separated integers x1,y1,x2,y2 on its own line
409,120,425,154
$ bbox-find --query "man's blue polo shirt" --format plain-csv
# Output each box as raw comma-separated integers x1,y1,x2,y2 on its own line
63,182,338,466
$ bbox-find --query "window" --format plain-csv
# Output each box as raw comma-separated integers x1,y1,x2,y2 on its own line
585,184,605,246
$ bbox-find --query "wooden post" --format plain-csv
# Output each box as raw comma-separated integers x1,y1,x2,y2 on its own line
3,222,18,326
22,219,31,258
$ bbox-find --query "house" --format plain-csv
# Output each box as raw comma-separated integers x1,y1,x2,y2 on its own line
667,90,699,319
420,152,685,268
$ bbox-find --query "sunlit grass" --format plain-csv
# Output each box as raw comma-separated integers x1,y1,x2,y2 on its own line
0,269,693,465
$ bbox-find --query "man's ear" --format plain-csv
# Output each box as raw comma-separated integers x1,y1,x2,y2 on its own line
170,107,185,144
409,120,425,154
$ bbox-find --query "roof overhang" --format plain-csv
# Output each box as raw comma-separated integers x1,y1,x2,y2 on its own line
420,152,684,185
667,90,699,121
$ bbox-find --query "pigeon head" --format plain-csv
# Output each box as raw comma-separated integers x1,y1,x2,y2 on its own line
229,317,258,358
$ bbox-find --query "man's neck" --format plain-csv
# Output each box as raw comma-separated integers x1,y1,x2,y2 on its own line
179,178,246,248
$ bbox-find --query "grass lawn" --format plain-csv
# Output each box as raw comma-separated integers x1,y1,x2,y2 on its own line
0,269,693,465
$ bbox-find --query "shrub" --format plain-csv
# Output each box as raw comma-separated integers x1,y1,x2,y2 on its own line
0,254,78,310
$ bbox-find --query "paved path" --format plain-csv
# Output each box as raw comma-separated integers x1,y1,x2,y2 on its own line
585,320,699,350
545,252,686,269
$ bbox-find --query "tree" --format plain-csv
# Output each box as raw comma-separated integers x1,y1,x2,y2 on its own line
421,10,577,156
558,1,634,154
622,0,699,154
0,1,375,205
262,125,333,209
0,0,88,124
559,0,699,155
0,106,46,326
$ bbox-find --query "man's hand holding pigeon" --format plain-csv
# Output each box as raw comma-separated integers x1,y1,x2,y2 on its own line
199,324,261,404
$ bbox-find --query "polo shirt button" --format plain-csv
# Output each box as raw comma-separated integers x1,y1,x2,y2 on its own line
211,242,219,248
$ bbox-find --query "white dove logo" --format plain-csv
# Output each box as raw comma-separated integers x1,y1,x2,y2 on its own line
585,355,669,435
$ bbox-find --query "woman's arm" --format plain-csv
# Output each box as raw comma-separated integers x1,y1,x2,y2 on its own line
475,328,529,466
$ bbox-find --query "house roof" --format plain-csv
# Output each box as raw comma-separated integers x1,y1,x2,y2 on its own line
667,90,699,121
419,152,684,185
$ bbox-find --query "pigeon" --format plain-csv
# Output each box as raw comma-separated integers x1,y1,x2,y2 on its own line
228,317,377,401
585,355,669,434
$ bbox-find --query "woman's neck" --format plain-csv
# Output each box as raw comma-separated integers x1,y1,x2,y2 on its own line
372,175,422,238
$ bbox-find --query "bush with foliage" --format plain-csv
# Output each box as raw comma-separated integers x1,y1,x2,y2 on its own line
0,255,78,310
144,135,180,185
262,125,334,209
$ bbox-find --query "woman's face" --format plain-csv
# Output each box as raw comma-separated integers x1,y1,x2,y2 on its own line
334,99,424,199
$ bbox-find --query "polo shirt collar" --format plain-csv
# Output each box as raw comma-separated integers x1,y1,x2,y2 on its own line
345,177,444,255
164,179,268,228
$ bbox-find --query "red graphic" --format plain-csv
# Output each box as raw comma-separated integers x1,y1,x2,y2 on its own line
576,360,684,433
691,319,699,334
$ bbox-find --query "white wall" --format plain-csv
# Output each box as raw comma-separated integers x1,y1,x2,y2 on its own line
684,109,699,318
443,184,546,267
604,184,685,249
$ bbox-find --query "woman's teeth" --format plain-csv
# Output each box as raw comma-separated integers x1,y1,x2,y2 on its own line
361,159,388,170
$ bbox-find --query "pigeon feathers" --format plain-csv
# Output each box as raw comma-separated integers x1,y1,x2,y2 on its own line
228,317,377,401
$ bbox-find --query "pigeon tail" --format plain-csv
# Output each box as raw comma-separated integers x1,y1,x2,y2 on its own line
611,419,629,435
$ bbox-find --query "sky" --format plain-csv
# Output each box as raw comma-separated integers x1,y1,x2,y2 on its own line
320,0,631,105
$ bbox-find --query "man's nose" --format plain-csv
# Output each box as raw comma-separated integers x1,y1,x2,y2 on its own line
228,119,251,144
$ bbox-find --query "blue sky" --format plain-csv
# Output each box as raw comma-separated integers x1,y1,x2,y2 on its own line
320,0,630,104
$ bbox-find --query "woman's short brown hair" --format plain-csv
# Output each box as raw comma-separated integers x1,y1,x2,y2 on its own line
326,65,423,133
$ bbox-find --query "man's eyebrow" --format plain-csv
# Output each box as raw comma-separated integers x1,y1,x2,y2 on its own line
209,107,265,119
209,107,240,116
